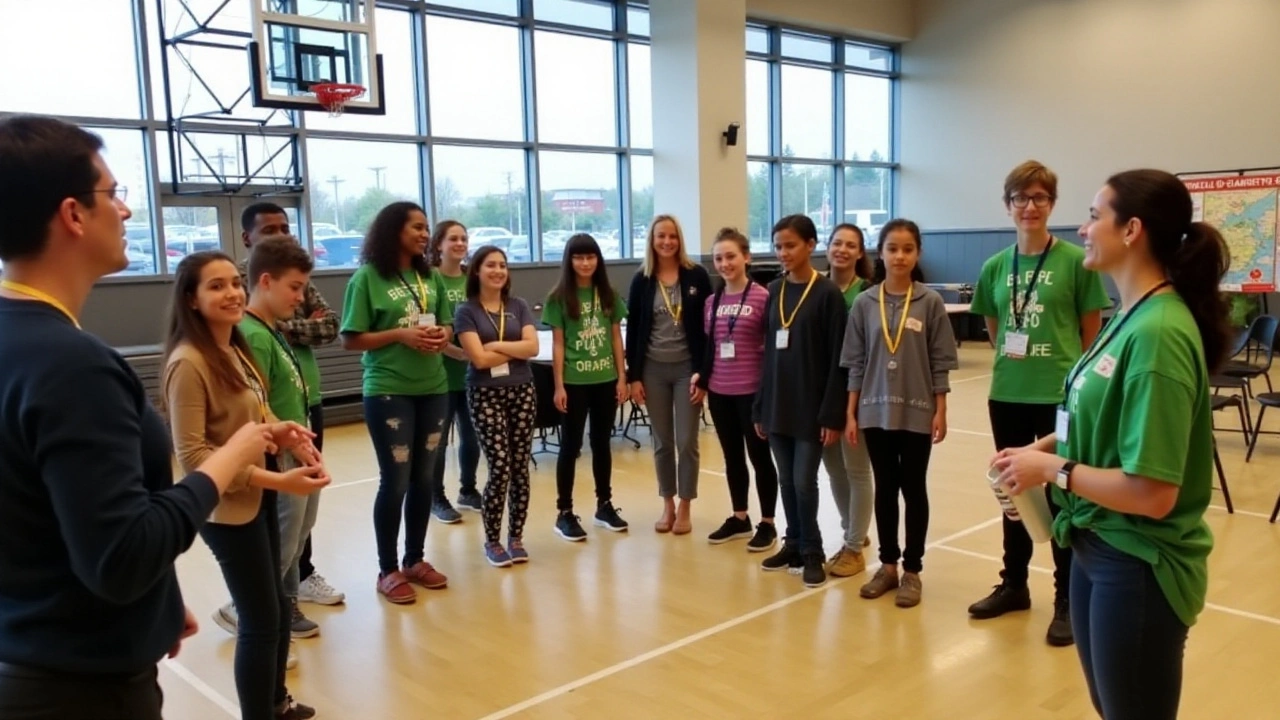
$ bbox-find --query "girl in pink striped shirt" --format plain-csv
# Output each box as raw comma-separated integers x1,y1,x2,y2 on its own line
700,228,778,552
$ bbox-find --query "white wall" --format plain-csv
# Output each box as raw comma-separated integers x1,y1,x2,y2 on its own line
899,0,1280,229
747,0,913,41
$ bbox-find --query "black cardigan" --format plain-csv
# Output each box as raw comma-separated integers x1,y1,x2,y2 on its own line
625,263,713,387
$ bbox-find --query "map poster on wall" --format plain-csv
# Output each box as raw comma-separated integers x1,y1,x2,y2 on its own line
1183,172,1280,292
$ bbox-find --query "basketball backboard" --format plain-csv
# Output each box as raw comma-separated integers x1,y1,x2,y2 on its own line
249,0,385,115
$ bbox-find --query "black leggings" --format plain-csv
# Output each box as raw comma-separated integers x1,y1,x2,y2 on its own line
556,380,618,511
988,400,1070,597
200,490,291,720
0,664,162,720
863,428,932,573
707,391,777,517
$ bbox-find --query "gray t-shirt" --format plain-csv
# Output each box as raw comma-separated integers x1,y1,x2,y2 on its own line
454,296,537,387
840,282,958,435
646,281,691,364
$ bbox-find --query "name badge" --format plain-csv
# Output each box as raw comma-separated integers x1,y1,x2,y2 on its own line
776,329,790,349
720,342,736,359
1056,405,1069,443
905,317,923,333
1004,331,1029,358
491,362,511,378
418,313,436,327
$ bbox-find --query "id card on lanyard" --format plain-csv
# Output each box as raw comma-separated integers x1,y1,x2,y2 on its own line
485,302,510,377
1004,239,1052,359
399,271,433,325
1057,280,1170,445
712,280,751,360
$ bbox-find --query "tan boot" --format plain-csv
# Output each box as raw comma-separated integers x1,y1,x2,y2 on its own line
828,548,867,578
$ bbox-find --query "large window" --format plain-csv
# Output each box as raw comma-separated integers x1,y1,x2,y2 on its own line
746,25,898,247
4,2,893,278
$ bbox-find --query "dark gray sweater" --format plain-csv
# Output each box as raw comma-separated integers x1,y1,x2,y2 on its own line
752,273,849,438
841,282,958,435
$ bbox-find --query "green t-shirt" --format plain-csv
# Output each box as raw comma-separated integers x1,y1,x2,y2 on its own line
1053,292,1213,628
240,314,310,426
837,276,869,309
293,345,322,408
434,269,468,392
971,239,1111,404
542,286,628,385
340,264,452,397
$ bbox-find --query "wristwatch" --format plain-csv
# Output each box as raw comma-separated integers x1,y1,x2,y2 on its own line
1056,461,1077,491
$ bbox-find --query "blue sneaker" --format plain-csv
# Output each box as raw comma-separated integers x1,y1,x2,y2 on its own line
484,541,512,568
507,538,529,564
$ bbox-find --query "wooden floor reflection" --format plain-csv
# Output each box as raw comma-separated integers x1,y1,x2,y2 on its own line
164,344,1280,719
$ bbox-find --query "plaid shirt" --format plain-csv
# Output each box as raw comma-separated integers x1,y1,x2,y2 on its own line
238,259,339,347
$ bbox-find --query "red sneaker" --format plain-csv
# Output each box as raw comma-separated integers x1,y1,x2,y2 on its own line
377,570,416,604
403,561,448,589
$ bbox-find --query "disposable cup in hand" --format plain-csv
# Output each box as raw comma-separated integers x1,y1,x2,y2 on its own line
986,466,1053,543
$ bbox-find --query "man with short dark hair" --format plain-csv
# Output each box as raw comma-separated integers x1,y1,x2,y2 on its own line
0,116,270,718
238,203,346,610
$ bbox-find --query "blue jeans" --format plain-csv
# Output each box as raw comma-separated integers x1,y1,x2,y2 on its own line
1070,530,1189,719
201,491,290,720
769,434,824,557
435,389,480,500
364,393,449,574
276,452,320,599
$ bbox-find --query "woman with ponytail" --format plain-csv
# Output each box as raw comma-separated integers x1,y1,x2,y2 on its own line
992,169,1228,720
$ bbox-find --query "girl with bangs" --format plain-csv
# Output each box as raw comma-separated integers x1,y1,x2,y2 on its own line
625,215,713,535
544,233,630,541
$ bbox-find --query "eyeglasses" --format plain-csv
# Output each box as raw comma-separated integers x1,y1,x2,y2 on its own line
79,186,128,204
1010,193,1053,208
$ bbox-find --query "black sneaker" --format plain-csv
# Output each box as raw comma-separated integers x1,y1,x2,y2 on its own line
1046,596,1074,647
432,499,462,524
555,511,587,542
456,488,483,512
801,554,827,588
593,502,629,532
760,542,802,572
707,515,754,544
967,581,1031,619
746,522,778,552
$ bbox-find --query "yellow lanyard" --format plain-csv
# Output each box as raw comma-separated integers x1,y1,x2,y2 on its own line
232,346,270,421
0,280,80,329
592,288,601,319
484,301,506,339
416,274,429,313
658,280,682,324
778,270,819,330
878,282,914,355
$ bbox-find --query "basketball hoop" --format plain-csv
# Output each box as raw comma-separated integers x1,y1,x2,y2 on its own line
310,82,366,117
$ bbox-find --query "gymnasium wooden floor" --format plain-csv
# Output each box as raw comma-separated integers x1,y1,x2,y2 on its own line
161,345,1280,719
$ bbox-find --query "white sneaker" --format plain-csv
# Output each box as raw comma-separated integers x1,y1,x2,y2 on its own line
286,640,298,671
211,602,238,635
298,573,345,605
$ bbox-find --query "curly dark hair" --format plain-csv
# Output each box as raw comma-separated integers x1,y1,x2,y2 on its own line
360,201,431,279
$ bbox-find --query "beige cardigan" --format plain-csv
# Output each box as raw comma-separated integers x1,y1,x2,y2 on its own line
164,342,274,525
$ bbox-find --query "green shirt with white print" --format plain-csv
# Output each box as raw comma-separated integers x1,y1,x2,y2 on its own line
340,263,452,397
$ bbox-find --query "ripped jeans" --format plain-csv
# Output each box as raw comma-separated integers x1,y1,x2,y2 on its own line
364,393,449,575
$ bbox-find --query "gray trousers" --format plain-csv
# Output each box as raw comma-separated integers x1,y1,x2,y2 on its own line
277,452,321,598
821,429,874,550
642,359,701,500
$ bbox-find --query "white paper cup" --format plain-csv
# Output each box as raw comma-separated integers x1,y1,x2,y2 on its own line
986,466,1053,543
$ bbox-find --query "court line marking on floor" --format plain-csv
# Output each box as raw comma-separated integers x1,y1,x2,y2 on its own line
162,658,240,718
952,373,992,385
474,515,1002,720
931,544,1280,627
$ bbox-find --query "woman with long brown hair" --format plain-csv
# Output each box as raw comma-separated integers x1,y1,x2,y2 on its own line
162,250,328,720
427,219,482,520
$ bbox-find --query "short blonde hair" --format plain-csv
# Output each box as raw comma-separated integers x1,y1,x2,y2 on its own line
641,213,696,276
1003,160,1059,204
